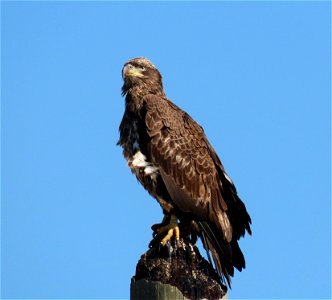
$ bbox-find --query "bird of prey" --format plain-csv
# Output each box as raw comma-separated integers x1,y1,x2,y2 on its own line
118,57,252,286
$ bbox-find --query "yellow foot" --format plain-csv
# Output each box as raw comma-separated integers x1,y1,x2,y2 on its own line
159,226,180,246
152,214,180,246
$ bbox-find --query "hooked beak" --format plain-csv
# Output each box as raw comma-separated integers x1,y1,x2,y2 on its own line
122,64,144,79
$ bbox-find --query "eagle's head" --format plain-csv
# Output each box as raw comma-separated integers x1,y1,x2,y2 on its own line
122,57,164,96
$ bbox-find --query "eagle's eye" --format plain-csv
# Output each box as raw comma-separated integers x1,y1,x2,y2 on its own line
139,66,146,71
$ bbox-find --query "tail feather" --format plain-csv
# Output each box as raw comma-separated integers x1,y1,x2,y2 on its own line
231,239,246,271
199,221,234,287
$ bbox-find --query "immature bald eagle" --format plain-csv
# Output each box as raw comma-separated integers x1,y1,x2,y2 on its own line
118,57,251,286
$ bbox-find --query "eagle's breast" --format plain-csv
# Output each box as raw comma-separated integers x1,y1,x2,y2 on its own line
122,117,159,183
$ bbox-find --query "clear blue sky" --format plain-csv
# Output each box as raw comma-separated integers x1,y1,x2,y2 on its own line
1,1,331,299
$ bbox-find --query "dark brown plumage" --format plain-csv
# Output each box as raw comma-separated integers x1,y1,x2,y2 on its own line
118,57,252,286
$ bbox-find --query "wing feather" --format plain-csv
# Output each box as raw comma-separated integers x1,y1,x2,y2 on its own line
143,95,232,237
142,94,251,284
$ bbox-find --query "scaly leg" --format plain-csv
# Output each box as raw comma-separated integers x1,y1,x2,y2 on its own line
151,214,180,246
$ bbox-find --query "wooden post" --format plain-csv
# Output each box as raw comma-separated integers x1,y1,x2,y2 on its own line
130,239,228,300
131,279,191,300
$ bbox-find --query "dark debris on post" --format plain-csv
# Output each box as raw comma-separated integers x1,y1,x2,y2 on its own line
130,239,228,300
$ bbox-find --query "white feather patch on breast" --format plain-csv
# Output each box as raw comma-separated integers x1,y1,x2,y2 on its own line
131,151,149,167
144,165,159,175
128,150,159,181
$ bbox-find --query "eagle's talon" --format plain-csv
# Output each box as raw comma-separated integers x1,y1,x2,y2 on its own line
174,226,180,240
151,214,180,246
160,228,175,246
